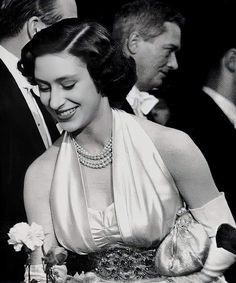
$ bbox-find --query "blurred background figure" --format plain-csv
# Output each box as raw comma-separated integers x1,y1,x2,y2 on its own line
167,14,236,283
0,0,77,282
112,0,185,122
168,25,236,219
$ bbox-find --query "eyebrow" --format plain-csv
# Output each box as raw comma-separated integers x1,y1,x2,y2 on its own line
35,76,77,84
35,78,49,84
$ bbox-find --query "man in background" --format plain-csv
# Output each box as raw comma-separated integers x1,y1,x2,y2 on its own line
112,0,185,122
0,0,77,281
168,25,236,283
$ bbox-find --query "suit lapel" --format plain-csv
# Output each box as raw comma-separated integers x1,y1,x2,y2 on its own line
0,59,46,152
201,90,236,132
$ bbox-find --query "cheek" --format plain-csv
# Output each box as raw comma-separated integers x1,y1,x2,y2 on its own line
143,52,165,72
40,92,50,106
157,53,169,67
90,91,101,109
82,84,101,109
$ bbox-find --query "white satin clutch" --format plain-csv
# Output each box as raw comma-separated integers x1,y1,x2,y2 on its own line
155,207,211,276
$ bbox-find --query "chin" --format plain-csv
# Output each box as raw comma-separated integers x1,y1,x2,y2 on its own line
149,78,162,90
59,121,81,133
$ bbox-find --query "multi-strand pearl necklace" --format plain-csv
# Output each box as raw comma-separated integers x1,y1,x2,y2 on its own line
72,136,112,169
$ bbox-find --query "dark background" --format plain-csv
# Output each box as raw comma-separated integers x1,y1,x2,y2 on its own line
75,0,235,112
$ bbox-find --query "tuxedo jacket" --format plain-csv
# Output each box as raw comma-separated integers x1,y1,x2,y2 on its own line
168,90,236,218
0,59,60,280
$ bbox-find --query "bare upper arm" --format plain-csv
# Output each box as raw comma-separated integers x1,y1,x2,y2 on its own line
133,117,220,209
157,129,220,208
24,156,52,225
24,143,60,255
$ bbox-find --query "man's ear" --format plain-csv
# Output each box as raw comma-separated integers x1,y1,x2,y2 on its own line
224,48,236,72
126,31,141,55
27,16,46,39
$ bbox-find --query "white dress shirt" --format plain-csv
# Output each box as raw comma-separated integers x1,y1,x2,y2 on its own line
0,45,52,148
126,85,159,118
203,86,236,129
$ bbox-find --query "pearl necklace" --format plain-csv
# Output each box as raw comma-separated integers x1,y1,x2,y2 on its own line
72,136,112,169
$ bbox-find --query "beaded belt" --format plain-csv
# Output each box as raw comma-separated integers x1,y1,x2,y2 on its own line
86,244,160,281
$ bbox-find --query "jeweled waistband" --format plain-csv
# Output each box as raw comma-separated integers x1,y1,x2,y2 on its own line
67,244,161,281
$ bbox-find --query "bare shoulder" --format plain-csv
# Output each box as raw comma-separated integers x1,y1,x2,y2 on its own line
27,137,62,177
133,116,219,207
133,116,204,178
24,137,62,197
133,116,194,157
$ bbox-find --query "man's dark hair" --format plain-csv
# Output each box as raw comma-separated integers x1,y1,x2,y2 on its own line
112,0,185,47
18,18,136,108
0,0,63,40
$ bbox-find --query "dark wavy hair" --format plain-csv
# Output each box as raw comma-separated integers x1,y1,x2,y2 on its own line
18,18,136,108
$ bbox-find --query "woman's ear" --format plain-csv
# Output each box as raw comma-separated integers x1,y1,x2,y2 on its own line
224,48,236,72
126,31,141,55
26,16,46,40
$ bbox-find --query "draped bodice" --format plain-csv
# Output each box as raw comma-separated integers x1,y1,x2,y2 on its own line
50,110,182,254
88,203,122,248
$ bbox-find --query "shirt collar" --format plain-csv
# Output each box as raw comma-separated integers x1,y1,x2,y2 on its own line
0,44,32,90
203,86,236,129
126,85,159,115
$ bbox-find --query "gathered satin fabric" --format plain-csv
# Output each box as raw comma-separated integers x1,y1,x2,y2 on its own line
50,110,182,254
87,204,122,248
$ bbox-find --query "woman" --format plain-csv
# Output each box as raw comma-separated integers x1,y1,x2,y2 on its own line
19,18,235,282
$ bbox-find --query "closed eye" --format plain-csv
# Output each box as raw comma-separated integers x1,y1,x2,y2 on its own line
38,85,50,92
62,83,76,90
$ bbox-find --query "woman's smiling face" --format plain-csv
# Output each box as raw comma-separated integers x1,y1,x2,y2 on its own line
34,52,102,133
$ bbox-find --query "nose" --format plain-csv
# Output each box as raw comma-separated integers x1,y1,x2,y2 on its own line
167,53,178,70
49,87,64,110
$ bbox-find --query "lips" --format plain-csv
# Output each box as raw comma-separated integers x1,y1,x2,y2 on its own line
56,106,78,121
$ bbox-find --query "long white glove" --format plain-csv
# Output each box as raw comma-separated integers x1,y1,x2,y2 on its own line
190,193,236,280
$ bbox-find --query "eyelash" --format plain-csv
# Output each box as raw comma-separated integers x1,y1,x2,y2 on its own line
38,86,50,92
38,83,76,92
63,83,76,90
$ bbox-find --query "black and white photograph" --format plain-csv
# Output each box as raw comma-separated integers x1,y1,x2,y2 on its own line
1,0,236,282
